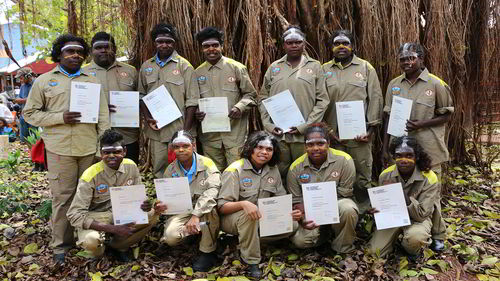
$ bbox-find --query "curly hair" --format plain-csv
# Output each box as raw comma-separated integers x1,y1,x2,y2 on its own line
51,34,89,63
195,26,224,45
389,136,432,172
170,130,195,143
100,129,124,147
329,29,355,48
151,23,177,41
91,31,116,51
398,42,425,59
240,131,281,167
303,122,331,142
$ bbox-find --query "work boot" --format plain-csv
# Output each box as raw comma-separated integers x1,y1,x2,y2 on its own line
192,251,217,272
431,239,445,251
53,253,65,265
247,264,261,279
31,163,40,172
108,248,131,262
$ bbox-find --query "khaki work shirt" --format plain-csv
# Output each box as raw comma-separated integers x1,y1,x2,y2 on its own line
138,51,200,142
23,66,110,156
259,54,330,143
83,60,139,145
195,56,257,148
67,159,141,229
384,68,454,165
218,158,286,208
323,55,383,147
287,148,356,204
164,153,220,217
379,165,439,223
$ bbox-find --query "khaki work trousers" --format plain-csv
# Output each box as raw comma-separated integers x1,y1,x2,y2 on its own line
161,209,219,253
431,165,447,240
202,143,240,172
290,198,359,253
46,150,94,254
151,139,169,179
278,142,305,179
76,211,159,257
221,210,298,264
368,218,432,257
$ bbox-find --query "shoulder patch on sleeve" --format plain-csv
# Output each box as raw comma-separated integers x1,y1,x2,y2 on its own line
122,159,137,166
380,165,397,176
422,170,438,185
226,58,246,70
290,153,307,171
428,74,449,87
329,148,352,160
225,159,245,172
81,162,105,183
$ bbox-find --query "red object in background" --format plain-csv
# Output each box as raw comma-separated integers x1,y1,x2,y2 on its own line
30,139,45,164
168,149,176,164
24,58,57,75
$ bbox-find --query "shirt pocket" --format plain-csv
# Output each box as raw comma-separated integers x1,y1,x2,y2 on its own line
165,78,185,101
414,97,435,120
119,78,135,90
45,87,65,98
298,74,314,85
260,185,279,197
240,187,258,199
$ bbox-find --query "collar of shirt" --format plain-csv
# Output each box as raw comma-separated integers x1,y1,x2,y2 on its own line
58,65,82,78
242,158,270,176
302,148,338,171
155,53,178,68
332,54,361,70
179,153,197,184
392,166,424,187
102,160,127,178
90,59,119,71
207,56,225,70
401,67,430,84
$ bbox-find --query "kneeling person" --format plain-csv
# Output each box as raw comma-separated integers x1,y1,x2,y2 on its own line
67,130,163,261
160,130,220,272
368,136,438,258
288,123,359,254
218,131,301,278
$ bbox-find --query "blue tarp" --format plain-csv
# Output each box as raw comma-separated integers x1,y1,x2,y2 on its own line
0,23,46,70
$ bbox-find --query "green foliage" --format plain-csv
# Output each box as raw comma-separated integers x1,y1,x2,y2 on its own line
0,181,30,215
0,150,21,174
25,128,42,148
37,199,52,219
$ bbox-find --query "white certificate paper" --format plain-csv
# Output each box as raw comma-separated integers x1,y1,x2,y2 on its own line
302,181,339,225
142,85,182,129
368,183,411,230
199,97,231,133
336,100,367,140
110,91,140,127
154,177,193,215
109,184,149,225
70,82,101,123
258,194,293,237
261,90,305,132
387,96,413,137
0,135,8,160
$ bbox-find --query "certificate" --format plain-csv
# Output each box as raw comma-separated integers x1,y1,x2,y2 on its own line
302,181,339,225
258,194,293,237
0,135,8,160
109,91,140,127
109,185,149,225
261,90,305,132
154,177,193,215
368,183,411,230
199,97,231,133
142,85,182,129
387,96,413,137
70,82,101,123
335,100,367,140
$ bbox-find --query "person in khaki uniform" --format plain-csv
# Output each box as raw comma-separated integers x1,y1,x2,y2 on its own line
83,32,140,164
23,34,110,264
322,30,383,209
158,130,220,272
67,130,164,261
382,43,454,251
287,123,358,254
259,26,330,177
194,27,257,171
138,23,199,178
218,131,302,279
368,136,439,258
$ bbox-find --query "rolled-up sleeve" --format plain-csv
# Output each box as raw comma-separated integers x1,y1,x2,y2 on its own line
233,66,257,112
67,179,95,229
408,180,439,222
365,63,383,126
217,169,241,208
435,81,454,115
286,166,303,204
258,67,277,133
337,158,355,198
192,165,220,217
182,63,200,108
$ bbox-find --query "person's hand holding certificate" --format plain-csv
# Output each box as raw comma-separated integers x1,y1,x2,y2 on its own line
387,96,413,137
336,100,367,140
142,85,182,129
261,90,305,133
69,82,101,123
258,194,293,237
198,97,231,133
154,177,193,215
110,91,140,127
301,181,339,226
368,183,411,230
110,184,149,225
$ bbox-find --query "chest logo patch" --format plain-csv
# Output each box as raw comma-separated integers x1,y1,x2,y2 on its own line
198,76,207,85
425,89,434,97
227,76,236,82
172,69,180,75
267,177,275,184
144,67,153,75
89,72,97,77
126,179,134,186
325,71,334,78
299,173,311,183
241,177,253,187
392,87,401,95
355,72,364,80
272,67,280,75
96,184,109,194
330,171,339,178
306,68,313,74
120,72,128,77
48,79,59,87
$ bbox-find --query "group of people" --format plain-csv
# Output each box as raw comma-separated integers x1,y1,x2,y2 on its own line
21,22,453,278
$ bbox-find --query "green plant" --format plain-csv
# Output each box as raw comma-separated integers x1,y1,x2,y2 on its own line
0,150,21,173
25,127,42,147
0,182,30,215
37,199,52,219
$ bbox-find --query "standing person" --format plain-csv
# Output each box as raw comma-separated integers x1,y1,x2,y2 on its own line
288,123,358,254
23,34,110,264
259,26,329,177
194,27,257,171
160,130,220,272
368,136,438,258
83,32,140,164
322,30,383,210
382,43,454,251
138,23,199,178
217,131,301,278
13,67,36,143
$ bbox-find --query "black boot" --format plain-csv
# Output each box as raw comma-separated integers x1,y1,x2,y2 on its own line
431,239,445,251
247,264,261,279
193,252,217,272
